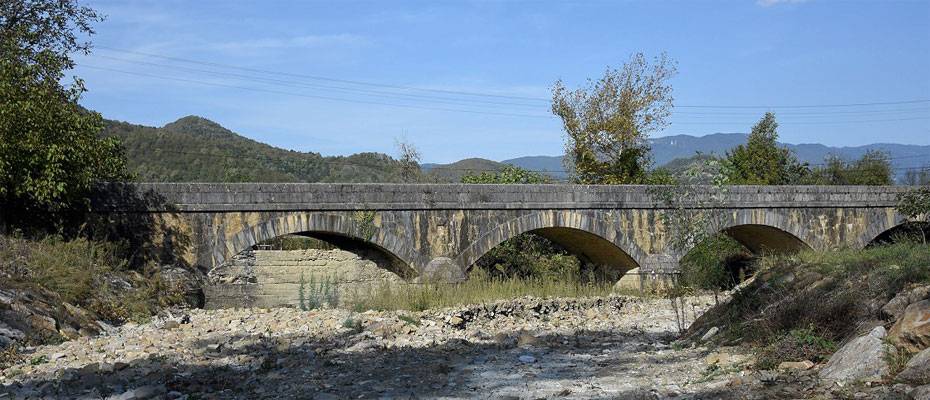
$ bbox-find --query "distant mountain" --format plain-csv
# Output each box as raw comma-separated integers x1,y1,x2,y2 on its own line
502,156,571,180
101,116,415,183
456,133,930,182
422,158,505,182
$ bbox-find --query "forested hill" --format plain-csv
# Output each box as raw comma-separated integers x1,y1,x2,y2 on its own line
100,116,410,183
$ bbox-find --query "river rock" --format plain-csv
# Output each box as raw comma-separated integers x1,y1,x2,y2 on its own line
889,300,930,353
820,326,890,383
778,360,814,371
883,286,930,321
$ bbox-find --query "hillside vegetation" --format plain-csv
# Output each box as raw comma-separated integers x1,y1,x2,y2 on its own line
101,116,418,183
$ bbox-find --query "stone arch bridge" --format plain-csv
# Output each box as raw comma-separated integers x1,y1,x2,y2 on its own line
93,183,911,284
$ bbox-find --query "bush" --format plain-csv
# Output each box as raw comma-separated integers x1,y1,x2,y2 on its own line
679,234,752,291
756,326,837,370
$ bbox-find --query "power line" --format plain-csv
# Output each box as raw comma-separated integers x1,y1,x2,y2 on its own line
79,65,554,119
82,64,930,126
94,45,550,102
91,54,546,109
93,46,930,110
91,53,930,119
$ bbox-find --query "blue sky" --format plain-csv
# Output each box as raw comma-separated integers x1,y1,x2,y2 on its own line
74,0,930,163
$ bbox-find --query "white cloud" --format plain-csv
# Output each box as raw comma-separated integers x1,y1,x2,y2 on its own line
757,0,810,7
212,34,369,51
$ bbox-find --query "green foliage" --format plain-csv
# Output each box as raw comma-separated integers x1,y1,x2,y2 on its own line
298,273,307,311
299,274,339,310
808,150,894,185
680,234,751,291
102,117,424,184
552,53,677,185
460,165,607,282
722,113,810,185
472,233,583,281
461,165,551,184
642,168,678,185
1,1,129,231
28,355,48,366
898,185,930,221
352,211,377,240
342,317,363,333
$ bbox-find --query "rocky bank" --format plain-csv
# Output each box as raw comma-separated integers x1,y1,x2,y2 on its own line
2,294,926,399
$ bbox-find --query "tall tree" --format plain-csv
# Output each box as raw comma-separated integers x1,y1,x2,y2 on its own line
809,150,893,185
552,53,676,184
722,113,809,185
1,0,129,231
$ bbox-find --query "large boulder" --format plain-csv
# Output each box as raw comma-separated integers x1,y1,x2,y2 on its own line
898,347,930,385
820,326,890,383
889,300,930,353
883,285,930,321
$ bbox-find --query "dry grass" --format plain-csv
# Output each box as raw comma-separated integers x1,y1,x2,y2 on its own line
344,269,618,312
687,240,930,369
0,235,186,324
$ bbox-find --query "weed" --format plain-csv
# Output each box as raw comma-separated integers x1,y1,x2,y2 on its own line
28,355,47,366
298,272,307,311
884,342,913,378
342,317,363,333
352,211,377,240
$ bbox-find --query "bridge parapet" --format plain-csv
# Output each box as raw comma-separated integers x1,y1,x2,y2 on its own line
93,183,908,212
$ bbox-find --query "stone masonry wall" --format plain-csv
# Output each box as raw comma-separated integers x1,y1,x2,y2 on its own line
204,249,408,309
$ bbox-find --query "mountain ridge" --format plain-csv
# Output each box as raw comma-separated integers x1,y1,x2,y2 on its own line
102,116,929,183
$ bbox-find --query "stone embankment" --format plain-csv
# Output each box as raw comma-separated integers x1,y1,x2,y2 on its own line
205,249,409,309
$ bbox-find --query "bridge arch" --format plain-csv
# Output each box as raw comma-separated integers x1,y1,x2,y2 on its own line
216,212,428,278
677,209,812,259
862,215,927,247
455,210,648,276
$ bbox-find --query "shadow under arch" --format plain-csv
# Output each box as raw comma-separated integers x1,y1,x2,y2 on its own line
455,211,647,277
677,209,812,259
865,221,930,247
219,213,425,279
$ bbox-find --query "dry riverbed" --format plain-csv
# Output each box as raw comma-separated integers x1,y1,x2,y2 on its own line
0,295,916,399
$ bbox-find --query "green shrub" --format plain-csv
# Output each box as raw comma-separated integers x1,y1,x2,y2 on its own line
298,273,340,310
